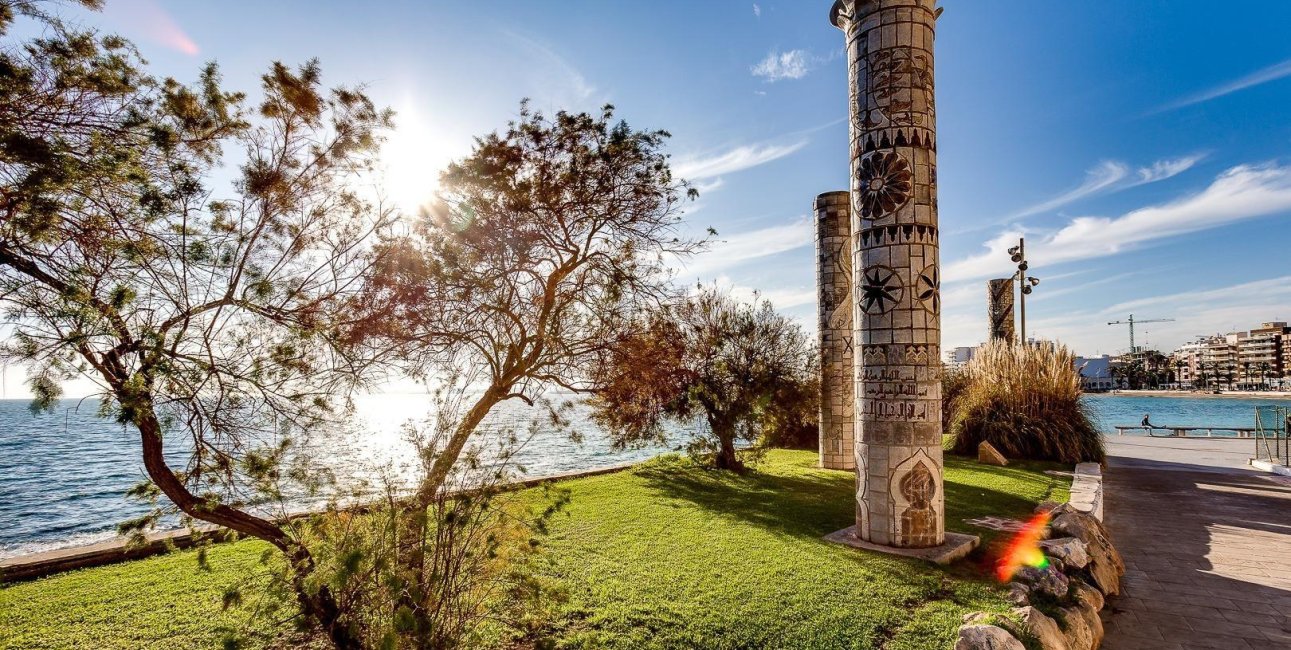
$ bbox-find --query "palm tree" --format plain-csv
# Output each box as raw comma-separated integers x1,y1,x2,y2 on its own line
1259,362,1272,391
1175,360,1187,389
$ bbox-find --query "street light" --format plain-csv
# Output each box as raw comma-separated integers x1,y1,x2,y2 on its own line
1007,238,1040,343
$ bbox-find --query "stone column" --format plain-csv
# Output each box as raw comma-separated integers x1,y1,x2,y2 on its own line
988,278,1016,343
816,191,855,470
833,0,943,548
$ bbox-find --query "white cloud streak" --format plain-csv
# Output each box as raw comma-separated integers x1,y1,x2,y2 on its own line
678,218,813,278
946,162,1291,282
752,3,761,18
1002,154,1204,224
1154,58,1291,113
1007,161,1129,221
673,140,807,180
1134,154,1206,185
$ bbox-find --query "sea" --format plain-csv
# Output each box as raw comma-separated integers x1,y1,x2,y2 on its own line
0,394,694,560
2,392,1289,561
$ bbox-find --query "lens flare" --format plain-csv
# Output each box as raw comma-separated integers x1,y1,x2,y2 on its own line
995,511,1051,582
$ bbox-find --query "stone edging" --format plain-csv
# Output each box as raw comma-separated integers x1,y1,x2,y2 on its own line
0,460,643,584
1068,462,1104,521
954,461,1122,650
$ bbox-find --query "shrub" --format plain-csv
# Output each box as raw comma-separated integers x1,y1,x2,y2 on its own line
948,340,1104,464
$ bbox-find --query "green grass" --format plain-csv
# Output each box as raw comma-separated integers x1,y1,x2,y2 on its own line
0,450,1069,650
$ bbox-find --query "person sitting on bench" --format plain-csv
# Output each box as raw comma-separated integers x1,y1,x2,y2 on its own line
1141,413,1156,430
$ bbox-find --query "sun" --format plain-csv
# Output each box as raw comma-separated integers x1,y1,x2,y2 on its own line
378,104,455,214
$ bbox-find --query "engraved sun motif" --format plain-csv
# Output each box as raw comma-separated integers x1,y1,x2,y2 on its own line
859,265,903,315
915,265,939,314
856,151,913,220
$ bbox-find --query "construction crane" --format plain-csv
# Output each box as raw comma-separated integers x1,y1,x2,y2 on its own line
1107,314,1175,354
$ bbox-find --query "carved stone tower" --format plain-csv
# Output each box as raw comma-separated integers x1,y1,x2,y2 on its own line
816,191,855,470
988,278,1016,343
832,0,943,548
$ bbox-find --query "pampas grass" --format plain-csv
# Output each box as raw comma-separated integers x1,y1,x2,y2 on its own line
948,340,1104,464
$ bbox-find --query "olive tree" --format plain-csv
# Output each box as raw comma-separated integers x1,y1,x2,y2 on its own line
588,286,817,471
0,3,394,645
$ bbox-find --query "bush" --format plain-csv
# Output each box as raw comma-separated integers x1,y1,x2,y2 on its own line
948,340,1104,464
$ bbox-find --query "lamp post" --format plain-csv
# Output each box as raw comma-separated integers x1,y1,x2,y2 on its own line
1008,238,1040,344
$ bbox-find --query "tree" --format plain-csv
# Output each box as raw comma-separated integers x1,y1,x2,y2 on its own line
0,5,394,645
346,102,704,633
588,287,816,472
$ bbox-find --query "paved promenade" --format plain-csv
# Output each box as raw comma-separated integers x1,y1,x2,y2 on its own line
1100,437,1291,649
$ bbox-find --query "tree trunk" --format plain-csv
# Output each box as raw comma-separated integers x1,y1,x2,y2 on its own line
134,399,359,649
711,418,743,472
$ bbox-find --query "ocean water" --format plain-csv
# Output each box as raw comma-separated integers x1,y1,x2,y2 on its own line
5,392,1289,560
1082,393,1291,432
0,395,692,560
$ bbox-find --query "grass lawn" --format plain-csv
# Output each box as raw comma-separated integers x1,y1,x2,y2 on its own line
0,449,1069,649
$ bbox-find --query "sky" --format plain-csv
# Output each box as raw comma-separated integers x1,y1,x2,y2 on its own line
5,0,1291,396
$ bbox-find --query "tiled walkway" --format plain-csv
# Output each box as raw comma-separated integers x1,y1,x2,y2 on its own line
1100,438,1291,649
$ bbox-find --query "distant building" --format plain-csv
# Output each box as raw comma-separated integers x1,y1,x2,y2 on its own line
1074,355,1120,392
945,345,978,369
1166,323,1291,390
1238,322,1289,388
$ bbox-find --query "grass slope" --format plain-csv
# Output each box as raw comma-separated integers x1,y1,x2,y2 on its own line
0,450,1068,649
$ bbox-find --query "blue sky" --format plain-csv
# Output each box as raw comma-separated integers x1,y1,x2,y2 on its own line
28,1,1291,363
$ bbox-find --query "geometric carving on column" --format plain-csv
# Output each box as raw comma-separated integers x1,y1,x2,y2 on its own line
988,278,1016,343
834,0,945,549
816,191,855,470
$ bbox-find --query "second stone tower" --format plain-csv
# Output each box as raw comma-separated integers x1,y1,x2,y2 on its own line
832,0,944,549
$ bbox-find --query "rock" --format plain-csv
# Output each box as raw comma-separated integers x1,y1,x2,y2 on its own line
1068,595,1104,648
1015,565,1070,599
1039,537,1090,570
1005,581,1031,606
1070,579,1104,613
1013,606,1068,650
1059,606,1096,650
1034,500,1063,515
1050,507,1124,596
978,441,1009,466
963,611,993,625
955,624,1025,650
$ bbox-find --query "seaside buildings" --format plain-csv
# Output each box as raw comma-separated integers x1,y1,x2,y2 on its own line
1167,322,1290,389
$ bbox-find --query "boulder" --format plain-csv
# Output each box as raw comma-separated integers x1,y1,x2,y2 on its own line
1070,597,1104,648
1050,506,1124,595
1039,537,1090,570
1005,581,1031,606
1013,606,1068,650
1070,579,1104,613
1059,606,1096,650
978,441,1009,466
955,625,1025,650
1015,565,1070,599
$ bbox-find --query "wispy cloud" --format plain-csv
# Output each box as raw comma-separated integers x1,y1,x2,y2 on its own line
945,162,1291,282
1132,154,1207,185
106,0,198,55
752,49,818,82
508,32,599,110
1153,58,1291,114
673,140,807,180
1000,154,1205,224
1007,160,1129,221
752,3,762,18
710,276,816,311
678,218,812,278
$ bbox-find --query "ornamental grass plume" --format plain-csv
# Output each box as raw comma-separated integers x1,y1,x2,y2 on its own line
948,340,1105,464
